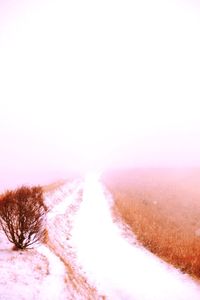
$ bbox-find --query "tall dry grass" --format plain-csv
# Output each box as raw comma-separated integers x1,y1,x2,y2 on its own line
104,168,200,279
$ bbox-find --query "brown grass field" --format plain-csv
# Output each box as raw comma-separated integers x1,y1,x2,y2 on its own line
103,168,200,280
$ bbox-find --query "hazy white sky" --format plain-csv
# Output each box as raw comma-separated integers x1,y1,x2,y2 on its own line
0,0,200,189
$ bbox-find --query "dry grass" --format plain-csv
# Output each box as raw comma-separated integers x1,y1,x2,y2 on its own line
42,180,67,193
103,168,200,279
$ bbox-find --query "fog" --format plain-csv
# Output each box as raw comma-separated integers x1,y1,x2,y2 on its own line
0,0,200,191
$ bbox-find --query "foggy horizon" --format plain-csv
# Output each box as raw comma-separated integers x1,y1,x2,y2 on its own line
0,0,200,191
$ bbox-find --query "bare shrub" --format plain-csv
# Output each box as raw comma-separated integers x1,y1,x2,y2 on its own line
0,186,47,250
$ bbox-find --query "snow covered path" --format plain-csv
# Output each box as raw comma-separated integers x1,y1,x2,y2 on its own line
71,172,200,300
37,245,67,300
40,179,102,299
35,181,82,300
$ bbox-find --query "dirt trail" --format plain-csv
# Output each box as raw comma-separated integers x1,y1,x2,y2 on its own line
41,180,104,299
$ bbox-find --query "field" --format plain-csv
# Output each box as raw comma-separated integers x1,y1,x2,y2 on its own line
103,168,200,279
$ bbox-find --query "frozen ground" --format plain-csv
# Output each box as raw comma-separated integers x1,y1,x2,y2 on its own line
0,179,100,300
0,174,200,299
0,181,71,300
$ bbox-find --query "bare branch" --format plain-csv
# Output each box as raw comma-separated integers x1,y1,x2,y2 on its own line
0,186,47,250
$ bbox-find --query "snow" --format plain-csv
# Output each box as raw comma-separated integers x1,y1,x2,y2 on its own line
42,179,101,299
0,180,84,300
71,172,200,300
37,245,67,300
0,242,48,300
46,180,83,219
1,174,200,299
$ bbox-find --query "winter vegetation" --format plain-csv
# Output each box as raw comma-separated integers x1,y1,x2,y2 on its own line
0,186,47,250
0,179,104,299
70,171,200,300
1,171,200,299
103,168,200,280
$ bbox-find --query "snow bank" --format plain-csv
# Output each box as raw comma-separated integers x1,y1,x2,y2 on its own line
0,248,48,300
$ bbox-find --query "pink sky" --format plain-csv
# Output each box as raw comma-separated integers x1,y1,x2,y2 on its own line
0,0,200,191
